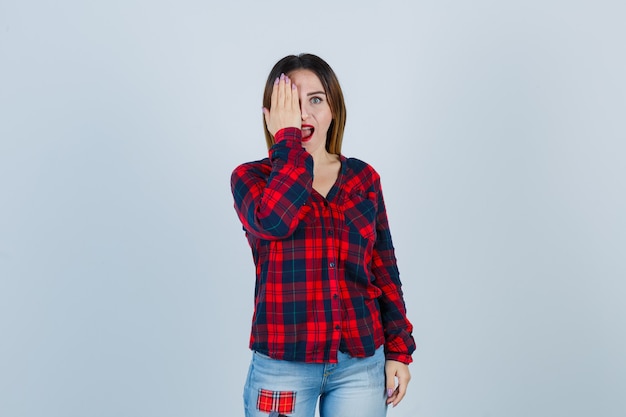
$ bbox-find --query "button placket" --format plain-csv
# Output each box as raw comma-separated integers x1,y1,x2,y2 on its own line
324,201,342,351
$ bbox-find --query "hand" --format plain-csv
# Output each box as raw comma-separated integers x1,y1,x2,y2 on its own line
263,73,302,137
385,360,411,407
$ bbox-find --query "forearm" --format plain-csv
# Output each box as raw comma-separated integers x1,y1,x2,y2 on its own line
231,128,313,239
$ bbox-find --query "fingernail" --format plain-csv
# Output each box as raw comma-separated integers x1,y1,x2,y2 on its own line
280,73,285,80
387,388,393,397
274,77,279,85
292,83,296,90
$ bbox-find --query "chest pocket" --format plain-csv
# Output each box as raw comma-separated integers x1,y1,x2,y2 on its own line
295,202,317,231
343,189,377,241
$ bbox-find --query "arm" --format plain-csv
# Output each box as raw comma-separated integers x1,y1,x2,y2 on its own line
369,174,416,406
370,176,416,363
231,74,313,240
231,128,313,240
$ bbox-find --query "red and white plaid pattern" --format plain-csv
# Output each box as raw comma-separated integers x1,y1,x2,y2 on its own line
257,389,296,414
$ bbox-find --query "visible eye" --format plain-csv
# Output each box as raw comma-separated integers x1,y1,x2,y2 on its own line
310,96,323,104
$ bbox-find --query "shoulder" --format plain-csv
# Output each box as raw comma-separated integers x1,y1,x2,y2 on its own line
231,157,271,179
344,157,380,181
341,156,383,195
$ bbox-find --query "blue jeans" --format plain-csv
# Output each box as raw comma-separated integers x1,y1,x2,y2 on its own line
243,346,387,417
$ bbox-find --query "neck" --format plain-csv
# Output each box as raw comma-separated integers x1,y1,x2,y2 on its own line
309,148,337,166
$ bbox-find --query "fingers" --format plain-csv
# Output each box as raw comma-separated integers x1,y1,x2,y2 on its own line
290,76,299,110
385,360,411,407
393,370,409,406
385,363,394,400
264,76,279,130
277,74,286,109
278,73,297,110
270,75,279,111
385,364,397,406
265,73,301,136
263,106,270,128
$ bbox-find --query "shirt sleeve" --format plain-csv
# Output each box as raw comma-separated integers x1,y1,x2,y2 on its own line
370,176,417,364
231,127,314,240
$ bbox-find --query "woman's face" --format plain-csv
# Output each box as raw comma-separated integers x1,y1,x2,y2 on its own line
288,69,332,155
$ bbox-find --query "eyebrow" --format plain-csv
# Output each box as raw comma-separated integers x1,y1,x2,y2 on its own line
307,91,326,96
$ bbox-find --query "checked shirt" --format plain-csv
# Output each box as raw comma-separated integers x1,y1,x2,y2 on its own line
231,128,415,364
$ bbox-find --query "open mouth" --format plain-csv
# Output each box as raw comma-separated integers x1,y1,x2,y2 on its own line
301,125,314,142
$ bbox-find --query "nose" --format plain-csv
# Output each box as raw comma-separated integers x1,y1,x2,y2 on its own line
300,102,309,120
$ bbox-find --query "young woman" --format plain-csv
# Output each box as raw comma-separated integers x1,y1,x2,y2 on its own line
231,53,416,417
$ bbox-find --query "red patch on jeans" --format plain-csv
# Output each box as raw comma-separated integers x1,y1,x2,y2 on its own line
256,389,296,414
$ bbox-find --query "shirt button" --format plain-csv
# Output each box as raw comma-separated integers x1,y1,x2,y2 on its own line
329,262,335,268
335,325,340,330
333,294,339,299
328,230,333,236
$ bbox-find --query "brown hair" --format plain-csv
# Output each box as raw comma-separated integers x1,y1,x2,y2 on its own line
262,53,347,154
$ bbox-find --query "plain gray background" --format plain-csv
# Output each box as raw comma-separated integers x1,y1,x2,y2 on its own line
1,0,625,416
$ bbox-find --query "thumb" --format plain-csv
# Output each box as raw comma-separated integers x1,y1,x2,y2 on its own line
262,107,276,137
263,107,270,125
385,364,396,399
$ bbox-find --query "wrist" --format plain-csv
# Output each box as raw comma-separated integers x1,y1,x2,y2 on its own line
274,127,302,144
385,352,413,365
